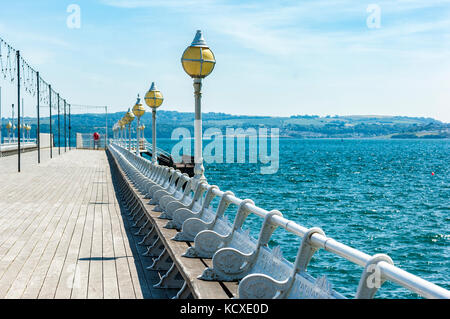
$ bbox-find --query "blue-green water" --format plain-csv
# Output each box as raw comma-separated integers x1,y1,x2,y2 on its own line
156,138,449,298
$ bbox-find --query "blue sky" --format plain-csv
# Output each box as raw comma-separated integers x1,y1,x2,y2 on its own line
0,0,449,121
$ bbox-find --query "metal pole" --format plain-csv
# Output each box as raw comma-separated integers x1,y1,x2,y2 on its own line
22,98,24,148
17,50,21,172
136,117,140,156
105,106,108,148
12,104,14,143
64,100,66,152
49,85,52,158
69,104,71,150
57,93,60,155
37,72,40,163
128,124,131,152
193,78,205,185
152,109,157,164
0,86,2,157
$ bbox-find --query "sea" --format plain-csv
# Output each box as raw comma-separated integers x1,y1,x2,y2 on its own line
150,138,449,299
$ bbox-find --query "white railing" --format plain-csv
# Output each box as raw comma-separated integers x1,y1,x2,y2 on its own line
112,137,171,159
108,142,450,299
1,138,37,145
76,133,105,149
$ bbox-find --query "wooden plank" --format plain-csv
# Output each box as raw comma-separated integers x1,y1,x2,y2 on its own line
107,192,137,299
0,174,59,256
0,168,82,298
21,167,87,298
54,166,93,299
114,198,151,299
87,167,104,299
106,152,166,299
38,167,91,298
71,169,98,299
101,168,120,299
23,169,88,299
108,150,232,299
0,149,165,299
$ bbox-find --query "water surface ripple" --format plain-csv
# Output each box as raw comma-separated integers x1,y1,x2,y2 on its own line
157,139,449,299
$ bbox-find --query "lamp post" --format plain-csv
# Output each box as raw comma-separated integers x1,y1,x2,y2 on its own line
132,94,145,156
119,120,124,146
123,117,127,148
181,30,216,187
124,109,135,152
117,121,120,144
144,82,163,164
121,116,129,148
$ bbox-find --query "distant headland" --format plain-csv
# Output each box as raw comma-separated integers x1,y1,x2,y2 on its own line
3,112,449,139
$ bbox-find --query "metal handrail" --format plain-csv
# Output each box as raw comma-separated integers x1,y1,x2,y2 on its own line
110,142,450,299
112,138,172,158
142,138,172,158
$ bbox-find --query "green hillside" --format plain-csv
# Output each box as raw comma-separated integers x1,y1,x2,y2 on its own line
2,111,449,139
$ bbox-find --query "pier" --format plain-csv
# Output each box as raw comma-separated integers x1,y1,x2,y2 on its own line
0,148,234,299
0,27,449,300
0,149,173,298
1,144,449,299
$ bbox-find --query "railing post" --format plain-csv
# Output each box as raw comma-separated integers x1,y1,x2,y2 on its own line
356,254,394,299
37,72,40,163
105,106,108,148
57,93,60,155
49,85,52,158
69,104,71,150
64,99,66,152
0,86,2,157
16,50,21,172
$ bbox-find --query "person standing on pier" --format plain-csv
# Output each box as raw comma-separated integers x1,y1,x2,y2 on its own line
93,132,100,150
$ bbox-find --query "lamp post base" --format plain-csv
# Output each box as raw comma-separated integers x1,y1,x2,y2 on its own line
192,162,207,190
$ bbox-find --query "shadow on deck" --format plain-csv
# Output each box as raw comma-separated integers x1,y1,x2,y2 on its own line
106,150,179,299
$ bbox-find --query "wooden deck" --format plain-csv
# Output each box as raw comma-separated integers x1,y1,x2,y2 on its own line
0,149,171,299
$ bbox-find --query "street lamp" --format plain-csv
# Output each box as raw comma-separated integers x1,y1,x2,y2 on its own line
144,82,163,164
124,108,135,152
181,30,216,187
121,117,128,148
118,120,124,146
132,94,145,156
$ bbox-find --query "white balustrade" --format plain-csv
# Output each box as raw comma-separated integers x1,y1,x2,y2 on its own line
108,141,450,299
